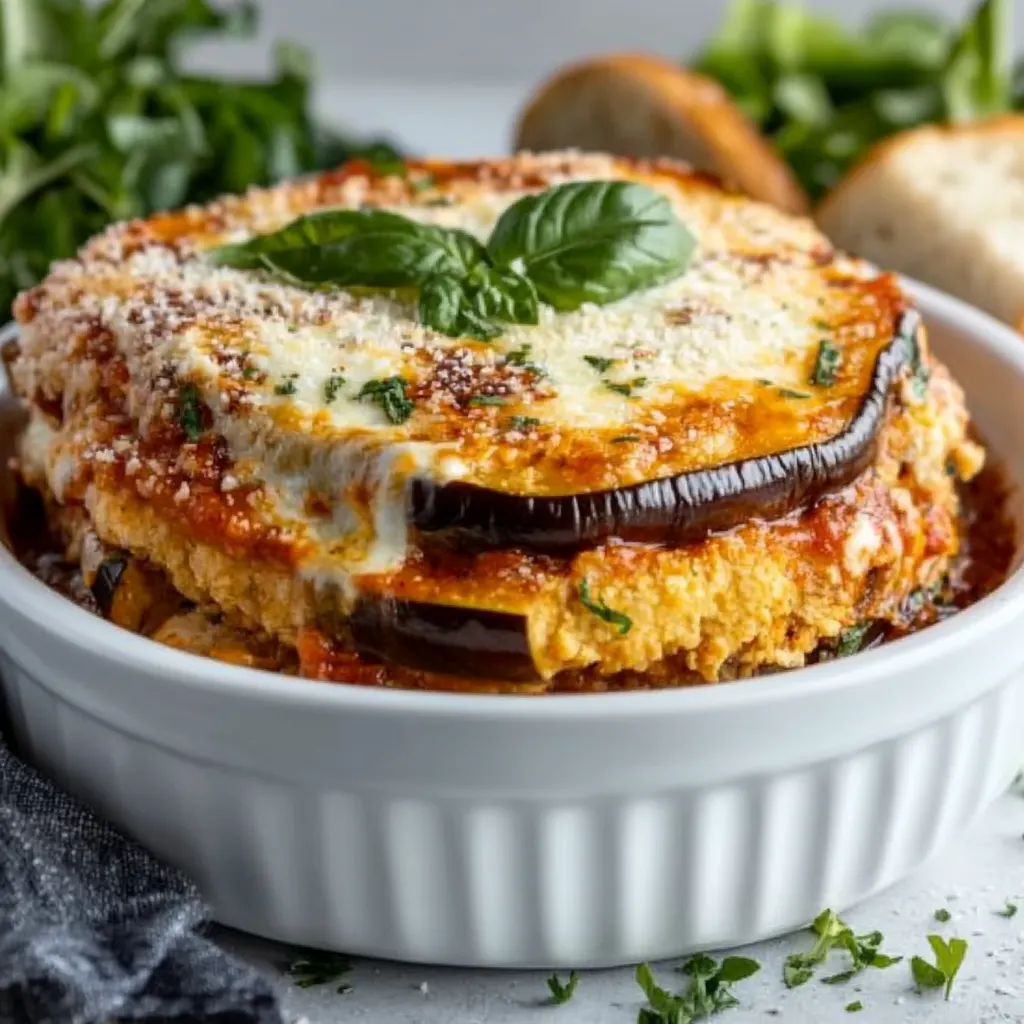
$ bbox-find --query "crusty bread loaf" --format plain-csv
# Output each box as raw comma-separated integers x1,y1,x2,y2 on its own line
514,53,809,215
817,116,1024,330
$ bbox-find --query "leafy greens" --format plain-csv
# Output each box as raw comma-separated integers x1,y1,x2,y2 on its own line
0,0,399,315
694,0,1016,199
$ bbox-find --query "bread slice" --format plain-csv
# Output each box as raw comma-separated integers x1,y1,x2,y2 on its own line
817,115,1024,330
514,53,809,215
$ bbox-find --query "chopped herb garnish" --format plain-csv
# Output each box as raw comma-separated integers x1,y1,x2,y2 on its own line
546,971,579,1005
612,435,642,443
504,344,547,377
584,355,616,373
996,901,1018,918
467,395,509,407
177,383,203,442
635,955,760,1022
357,376,414,424
324,374,346,404
812,339,841,386
274,379,298,396
934,908,952,923
604,378,646,397
911,935,967,1000
505,415,541,431
784,910,901,988
846,1001,863,1013
907,332,931,400
505,345,533,365
778,387,812,400
241,366,259,380
836,622,873,658
756,378,775,386
286,950,352,991
578,577,632,636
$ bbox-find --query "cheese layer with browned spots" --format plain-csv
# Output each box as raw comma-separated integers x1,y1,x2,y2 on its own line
10,152,983,685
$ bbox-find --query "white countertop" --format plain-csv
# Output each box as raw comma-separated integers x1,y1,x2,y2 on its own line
220,792,1024,1024
120,69,1024,1021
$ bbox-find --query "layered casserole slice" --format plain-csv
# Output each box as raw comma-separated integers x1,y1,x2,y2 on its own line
10,152,989,691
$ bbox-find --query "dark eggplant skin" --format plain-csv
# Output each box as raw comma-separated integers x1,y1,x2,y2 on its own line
349,596,538,682
91,555,128,617
410,310,920,554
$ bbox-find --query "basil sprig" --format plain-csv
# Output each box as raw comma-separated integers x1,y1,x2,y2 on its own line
210,180,697,340
487,180,697,310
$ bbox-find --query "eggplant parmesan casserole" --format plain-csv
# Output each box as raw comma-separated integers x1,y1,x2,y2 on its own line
6,152,1013,692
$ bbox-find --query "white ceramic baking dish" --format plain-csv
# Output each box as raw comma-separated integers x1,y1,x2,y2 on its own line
0,279,1022,969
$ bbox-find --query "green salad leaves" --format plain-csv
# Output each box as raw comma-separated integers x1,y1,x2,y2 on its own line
694,0,1017,199
0,0,398,315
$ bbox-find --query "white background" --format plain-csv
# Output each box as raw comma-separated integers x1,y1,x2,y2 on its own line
190,0,1017,157
201,0,987,83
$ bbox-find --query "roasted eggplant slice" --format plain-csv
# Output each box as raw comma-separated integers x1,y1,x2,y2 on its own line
412,311,919,554
349,595,538,682
90,552,183,634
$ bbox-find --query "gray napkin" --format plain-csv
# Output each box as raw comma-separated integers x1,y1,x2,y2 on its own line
0,738,285,1024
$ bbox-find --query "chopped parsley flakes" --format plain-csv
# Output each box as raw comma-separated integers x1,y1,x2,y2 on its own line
505,415,541,431
636,955,760,1022
467,395,509,407
286,950,352,992
811,339,841,387
505,344,547,377
605,377,647,397
324,374,346,404
357,376,414,424
274,377,298,396
784,910,901,988
578,577,632,636
911,935,967,1000
546,971,578,1005
177,383,203,441
583,354,615,373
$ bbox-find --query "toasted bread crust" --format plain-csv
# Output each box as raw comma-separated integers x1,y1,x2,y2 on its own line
515,53,809,215
817,114,1024,224
817,114,1024,331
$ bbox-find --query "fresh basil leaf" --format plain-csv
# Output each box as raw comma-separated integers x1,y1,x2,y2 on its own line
419,273,502,341
419,266,538,341
487,180,697,312
467,265,539,326
941,0,1011,122
213,209,486,289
